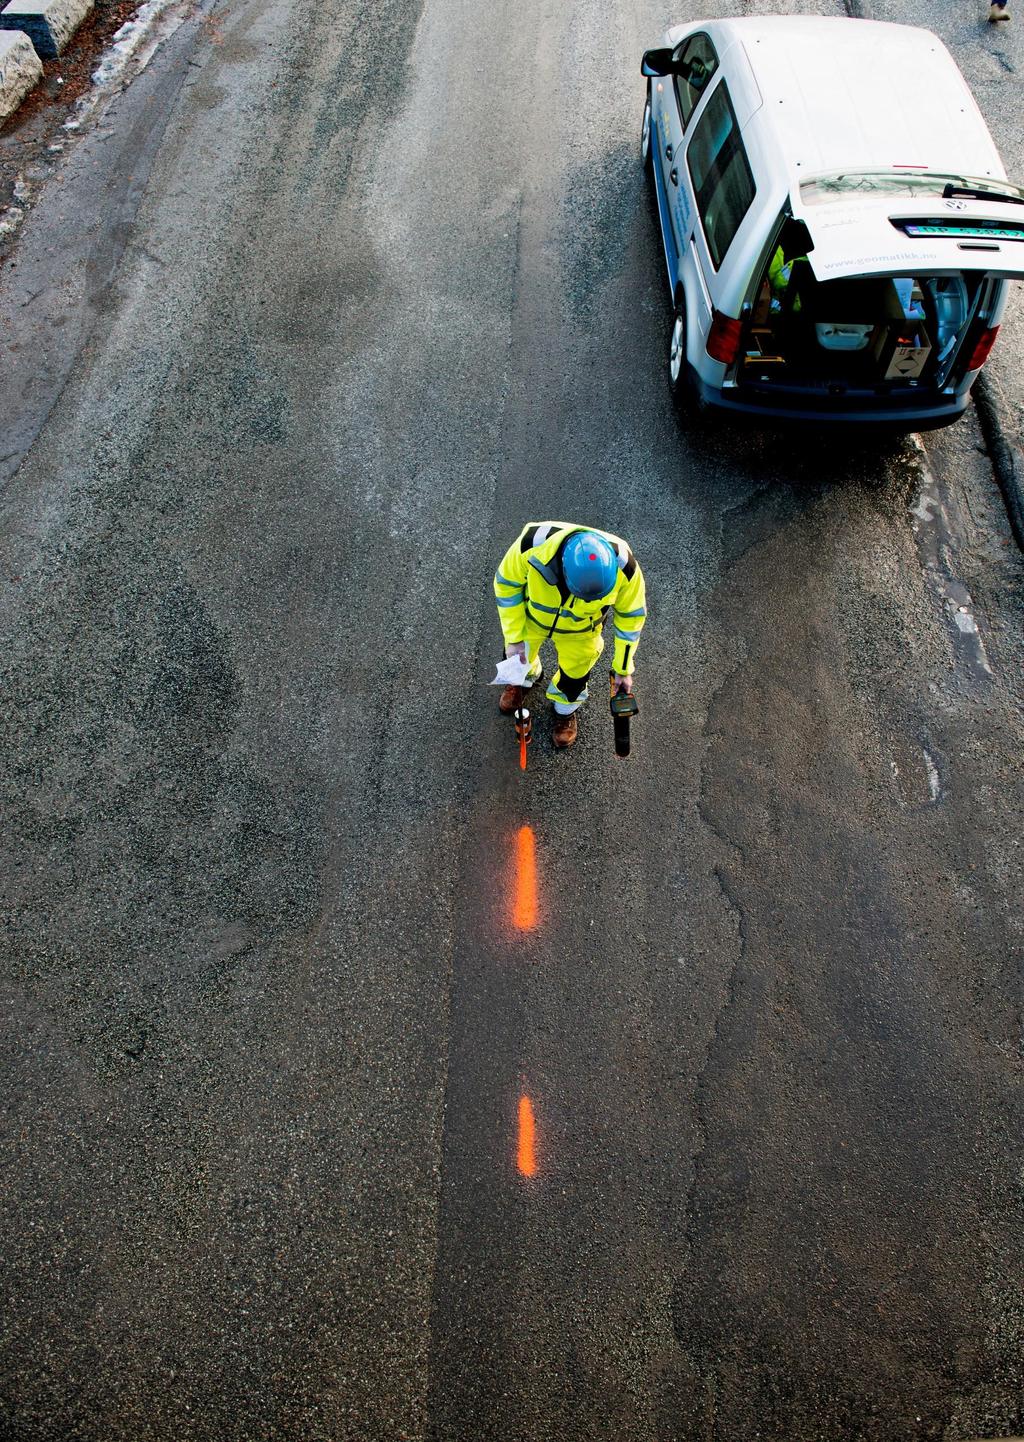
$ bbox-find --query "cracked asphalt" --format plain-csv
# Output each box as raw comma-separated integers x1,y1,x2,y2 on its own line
1,0,1023,1438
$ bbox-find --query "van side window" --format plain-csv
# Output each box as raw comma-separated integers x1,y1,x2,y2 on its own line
686,82,756,269
671,33,719,128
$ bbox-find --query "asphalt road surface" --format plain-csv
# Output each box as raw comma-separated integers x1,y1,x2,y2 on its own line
2,0,1024,1438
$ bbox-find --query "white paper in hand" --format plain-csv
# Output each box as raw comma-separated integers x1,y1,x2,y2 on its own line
490,655,531,687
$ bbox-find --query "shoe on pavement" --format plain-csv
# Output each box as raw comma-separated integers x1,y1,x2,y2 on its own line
498,670,542,715
989,4,1010,19
552,712,578,749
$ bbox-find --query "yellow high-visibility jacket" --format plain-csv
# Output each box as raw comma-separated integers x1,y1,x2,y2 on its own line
493,521,647,676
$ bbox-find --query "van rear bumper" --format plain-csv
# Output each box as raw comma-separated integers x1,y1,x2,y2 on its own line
695,373,971,431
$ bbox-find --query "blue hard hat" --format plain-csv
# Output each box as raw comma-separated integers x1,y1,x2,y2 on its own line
562,531,618,600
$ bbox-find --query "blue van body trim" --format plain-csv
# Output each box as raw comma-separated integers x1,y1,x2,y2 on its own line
650,125,680,295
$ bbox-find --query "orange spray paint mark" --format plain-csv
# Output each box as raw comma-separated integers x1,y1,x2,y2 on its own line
513,825,538,930
517,1095,537,1177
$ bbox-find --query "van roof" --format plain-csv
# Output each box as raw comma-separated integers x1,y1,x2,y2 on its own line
687,17,1006,186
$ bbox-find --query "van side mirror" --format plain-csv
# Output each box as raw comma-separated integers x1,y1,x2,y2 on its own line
641,47,674,77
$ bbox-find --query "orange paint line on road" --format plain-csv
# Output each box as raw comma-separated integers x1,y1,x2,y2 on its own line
517,1095,537,1177
512,825,538,930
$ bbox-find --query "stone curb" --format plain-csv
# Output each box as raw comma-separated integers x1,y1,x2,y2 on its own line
0,0,94,60
0,26,41,120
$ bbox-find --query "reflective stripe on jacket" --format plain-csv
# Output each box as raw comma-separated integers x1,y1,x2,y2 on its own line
493,521,647,676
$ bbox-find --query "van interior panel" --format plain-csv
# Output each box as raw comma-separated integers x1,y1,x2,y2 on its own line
740,262,986,391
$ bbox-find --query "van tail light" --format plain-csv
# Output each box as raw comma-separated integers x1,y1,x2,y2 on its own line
966,325,999,372
706,311,744,365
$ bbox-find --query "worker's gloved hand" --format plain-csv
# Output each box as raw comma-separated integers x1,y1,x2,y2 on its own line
505,642,529,665
611,672,634,695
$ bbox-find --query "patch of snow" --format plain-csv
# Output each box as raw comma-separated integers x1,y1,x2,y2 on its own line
948,601,993,676
87,0,188,100
954,609,979,635
922,748,941,802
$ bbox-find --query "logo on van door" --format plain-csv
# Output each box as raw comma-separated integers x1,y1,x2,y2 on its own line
675,188,691,234
944,198,968,211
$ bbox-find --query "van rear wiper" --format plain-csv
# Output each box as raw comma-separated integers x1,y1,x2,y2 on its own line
942,182,1024,208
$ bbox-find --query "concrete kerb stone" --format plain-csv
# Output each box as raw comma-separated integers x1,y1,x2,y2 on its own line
0,0,93,58
0,27,41,119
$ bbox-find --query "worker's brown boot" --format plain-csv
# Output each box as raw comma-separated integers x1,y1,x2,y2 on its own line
552,712,578,749
498,670,542,714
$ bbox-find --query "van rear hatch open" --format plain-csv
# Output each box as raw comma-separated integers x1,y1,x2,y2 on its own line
797,171,1024,283
737,171,1024,399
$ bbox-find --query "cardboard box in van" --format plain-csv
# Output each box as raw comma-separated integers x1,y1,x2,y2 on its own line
880,333,932,380
872,280,932,380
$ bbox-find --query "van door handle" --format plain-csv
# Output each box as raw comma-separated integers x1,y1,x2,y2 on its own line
670,168,679,186
665,144,673,161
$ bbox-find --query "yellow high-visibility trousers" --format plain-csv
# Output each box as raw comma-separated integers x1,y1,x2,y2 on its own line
521,616,605,715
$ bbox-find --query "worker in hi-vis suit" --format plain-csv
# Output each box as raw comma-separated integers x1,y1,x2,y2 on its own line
493,521,647,750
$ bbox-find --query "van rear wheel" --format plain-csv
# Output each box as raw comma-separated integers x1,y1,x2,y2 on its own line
668,304,688,398
668,300,704,420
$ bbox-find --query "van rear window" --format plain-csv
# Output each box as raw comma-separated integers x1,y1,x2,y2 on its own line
801,171,1024,206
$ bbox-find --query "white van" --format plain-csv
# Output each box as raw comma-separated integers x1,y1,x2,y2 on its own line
640,17,1024,428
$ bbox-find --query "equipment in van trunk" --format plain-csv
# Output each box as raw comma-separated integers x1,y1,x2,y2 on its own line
742,270,939,385
871,281,932,380
640,16,1024,429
